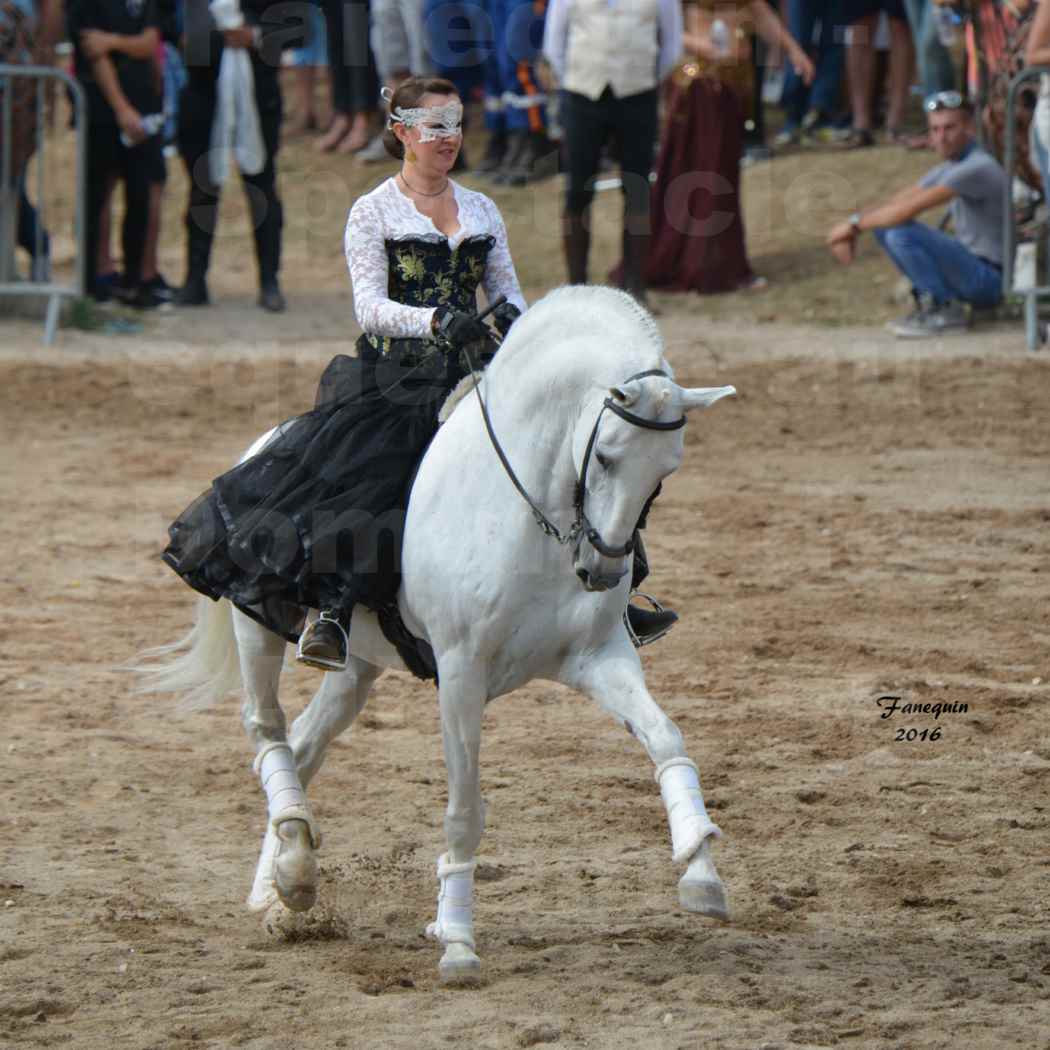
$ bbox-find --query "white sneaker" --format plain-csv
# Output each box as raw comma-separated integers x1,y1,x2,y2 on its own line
888,297,970,338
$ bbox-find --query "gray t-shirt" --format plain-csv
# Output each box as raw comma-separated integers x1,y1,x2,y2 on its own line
920,145,1007,265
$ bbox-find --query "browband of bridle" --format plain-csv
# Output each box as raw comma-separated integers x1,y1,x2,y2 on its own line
605,369,689,432
461,345,685,555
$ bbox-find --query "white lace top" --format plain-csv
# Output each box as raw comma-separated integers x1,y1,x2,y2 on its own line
344,177,527,339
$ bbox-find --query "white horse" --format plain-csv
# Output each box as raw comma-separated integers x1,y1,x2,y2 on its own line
139,286,736,981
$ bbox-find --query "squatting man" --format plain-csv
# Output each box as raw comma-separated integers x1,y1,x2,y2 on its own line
826,91,1007,339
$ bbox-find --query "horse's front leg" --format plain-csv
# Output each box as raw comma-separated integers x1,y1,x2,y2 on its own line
233,610,319,914
566,647,730,920
427,654,487,982
247,655,380,913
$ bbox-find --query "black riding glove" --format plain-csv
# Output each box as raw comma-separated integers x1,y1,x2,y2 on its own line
491,301,521,338
431,306,491,349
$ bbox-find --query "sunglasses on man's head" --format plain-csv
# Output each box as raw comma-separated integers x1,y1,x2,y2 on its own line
924,90,966,112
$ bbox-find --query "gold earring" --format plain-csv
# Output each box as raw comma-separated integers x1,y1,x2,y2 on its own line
407,147,417,163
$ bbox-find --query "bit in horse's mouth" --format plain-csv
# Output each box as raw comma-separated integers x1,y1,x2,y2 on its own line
576,568,626,592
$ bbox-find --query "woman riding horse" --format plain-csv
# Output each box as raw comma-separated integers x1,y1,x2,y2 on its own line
162,77,676,671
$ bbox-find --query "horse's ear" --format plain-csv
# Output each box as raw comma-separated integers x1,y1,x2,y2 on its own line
680,385,736,412
608,385,640,407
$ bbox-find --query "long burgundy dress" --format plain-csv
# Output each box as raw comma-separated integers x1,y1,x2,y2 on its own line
645,71,755,291
635,0,758,294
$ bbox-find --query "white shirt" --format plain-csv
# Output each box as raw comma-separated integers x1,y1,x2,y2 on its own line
344,177,527,340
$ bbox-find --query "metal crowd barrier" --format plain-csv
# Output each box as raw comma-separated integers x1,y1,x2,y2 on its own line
0,63,86,345
1002,65,1050,351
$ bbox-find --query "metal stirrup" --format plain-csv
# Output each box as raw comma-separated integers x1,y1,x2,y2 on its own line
624,592,675,649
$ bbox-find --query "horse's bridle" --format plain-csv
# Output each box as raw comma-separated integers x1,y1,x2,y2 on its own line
572,370,686,556
464,350,685,558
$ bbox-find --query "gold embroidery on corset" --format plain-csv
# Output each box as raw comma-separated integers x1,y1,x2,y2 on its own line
395,249,426,284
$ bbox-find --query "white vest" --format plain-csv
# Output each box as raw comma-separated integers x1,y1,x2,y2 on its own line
563,0,662,101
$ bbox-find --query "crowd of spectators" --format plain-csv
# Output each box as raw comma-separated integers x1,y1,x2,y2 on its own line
3,0,1050,334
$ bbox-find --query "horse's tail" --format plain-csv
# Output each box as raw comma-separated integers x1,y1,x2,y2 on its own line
130,596,242,710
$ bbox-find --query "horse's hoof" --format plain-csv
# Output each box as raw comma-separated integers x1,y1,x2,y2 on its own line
274,819,318,913
276,881,317,913
678,873,731,920
439,943,482,985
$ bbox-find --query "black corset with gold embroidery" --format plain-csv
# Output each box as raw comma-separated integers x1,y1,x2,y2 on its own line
362,235,495,364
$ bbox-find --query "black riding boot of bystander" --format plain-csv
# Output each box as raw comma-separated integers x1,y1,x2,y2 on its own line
563,212,590,285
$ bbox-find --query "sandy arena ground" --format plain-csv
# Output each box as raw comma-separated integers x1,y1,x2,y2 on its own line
1,288,1048,1050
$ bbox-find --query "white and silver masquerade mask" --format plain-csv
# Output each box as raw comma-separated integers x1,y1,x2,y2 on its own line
382,87,463,143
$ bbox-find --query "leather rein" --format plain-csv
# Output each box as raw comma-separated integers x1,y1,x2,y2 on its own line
460,320,685,557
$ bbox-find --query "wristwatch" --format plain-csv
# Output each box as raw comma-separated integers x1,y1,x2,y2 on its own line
848,212,863,234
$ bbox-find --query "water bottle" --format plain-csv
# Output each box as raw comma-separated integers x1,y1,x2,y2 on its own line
933,4,959,48
120,112,165,148
711,19,731,58
1014,241,1036,293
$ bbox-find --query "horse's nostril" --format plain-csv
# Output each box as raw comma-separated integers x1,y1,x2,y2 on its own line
576,568,590,586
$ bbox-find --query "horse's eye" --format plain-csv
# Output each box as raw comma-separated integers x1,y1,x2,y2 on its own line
595,452,611,470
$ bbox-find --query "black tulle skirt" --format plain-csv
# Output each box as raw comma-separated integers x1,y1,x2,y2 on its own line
162,335,470,643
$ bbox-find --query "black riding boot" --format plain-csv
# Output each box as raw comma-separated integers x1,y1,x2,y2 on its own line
297,608,352,671
254,195,285,312
624,514,678,647
562,212,590,285
621,229,651,309
176,216,212,306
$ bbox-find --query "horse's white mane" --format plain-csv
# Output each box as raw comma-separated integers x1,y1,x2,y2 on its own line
490,285,668,386
440,286,667,425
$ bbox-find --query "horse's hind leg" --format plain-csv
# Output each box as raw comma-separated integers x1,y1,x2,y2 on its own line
567,650,730,920
233,609,318,913
427,657,487,982
246,654,380,913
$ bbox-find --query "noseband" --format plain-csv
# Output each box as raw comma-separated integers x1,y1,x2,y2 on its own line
468,364,685,558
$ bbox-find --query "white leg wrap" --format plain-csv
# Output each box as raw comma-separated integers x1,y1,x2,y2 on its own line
656,757,722,864
247,826,280,912
253,743,321,848
425,853,476,951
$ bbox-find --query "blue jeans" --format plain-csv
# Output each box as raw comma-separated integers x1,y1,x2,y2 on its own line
477,0,547,132
17,174,49,261
902,0,955,96
874,222,1002,306
162,44,187,146
780,0,844,128
423,0,485,99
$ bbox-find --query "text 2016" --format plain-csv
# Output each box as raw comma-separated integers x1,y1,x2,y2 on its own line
894,727,942,742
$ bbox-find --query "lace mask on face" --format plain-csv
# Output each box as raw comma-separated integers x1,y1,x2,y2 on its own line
383,88,463,143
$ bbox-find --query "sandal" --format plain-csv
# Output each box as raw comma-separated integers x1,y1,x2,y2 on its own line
337,116,373,154
316,115,351,153
840,128,874,150
890,129,930,150
286,113,318,136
